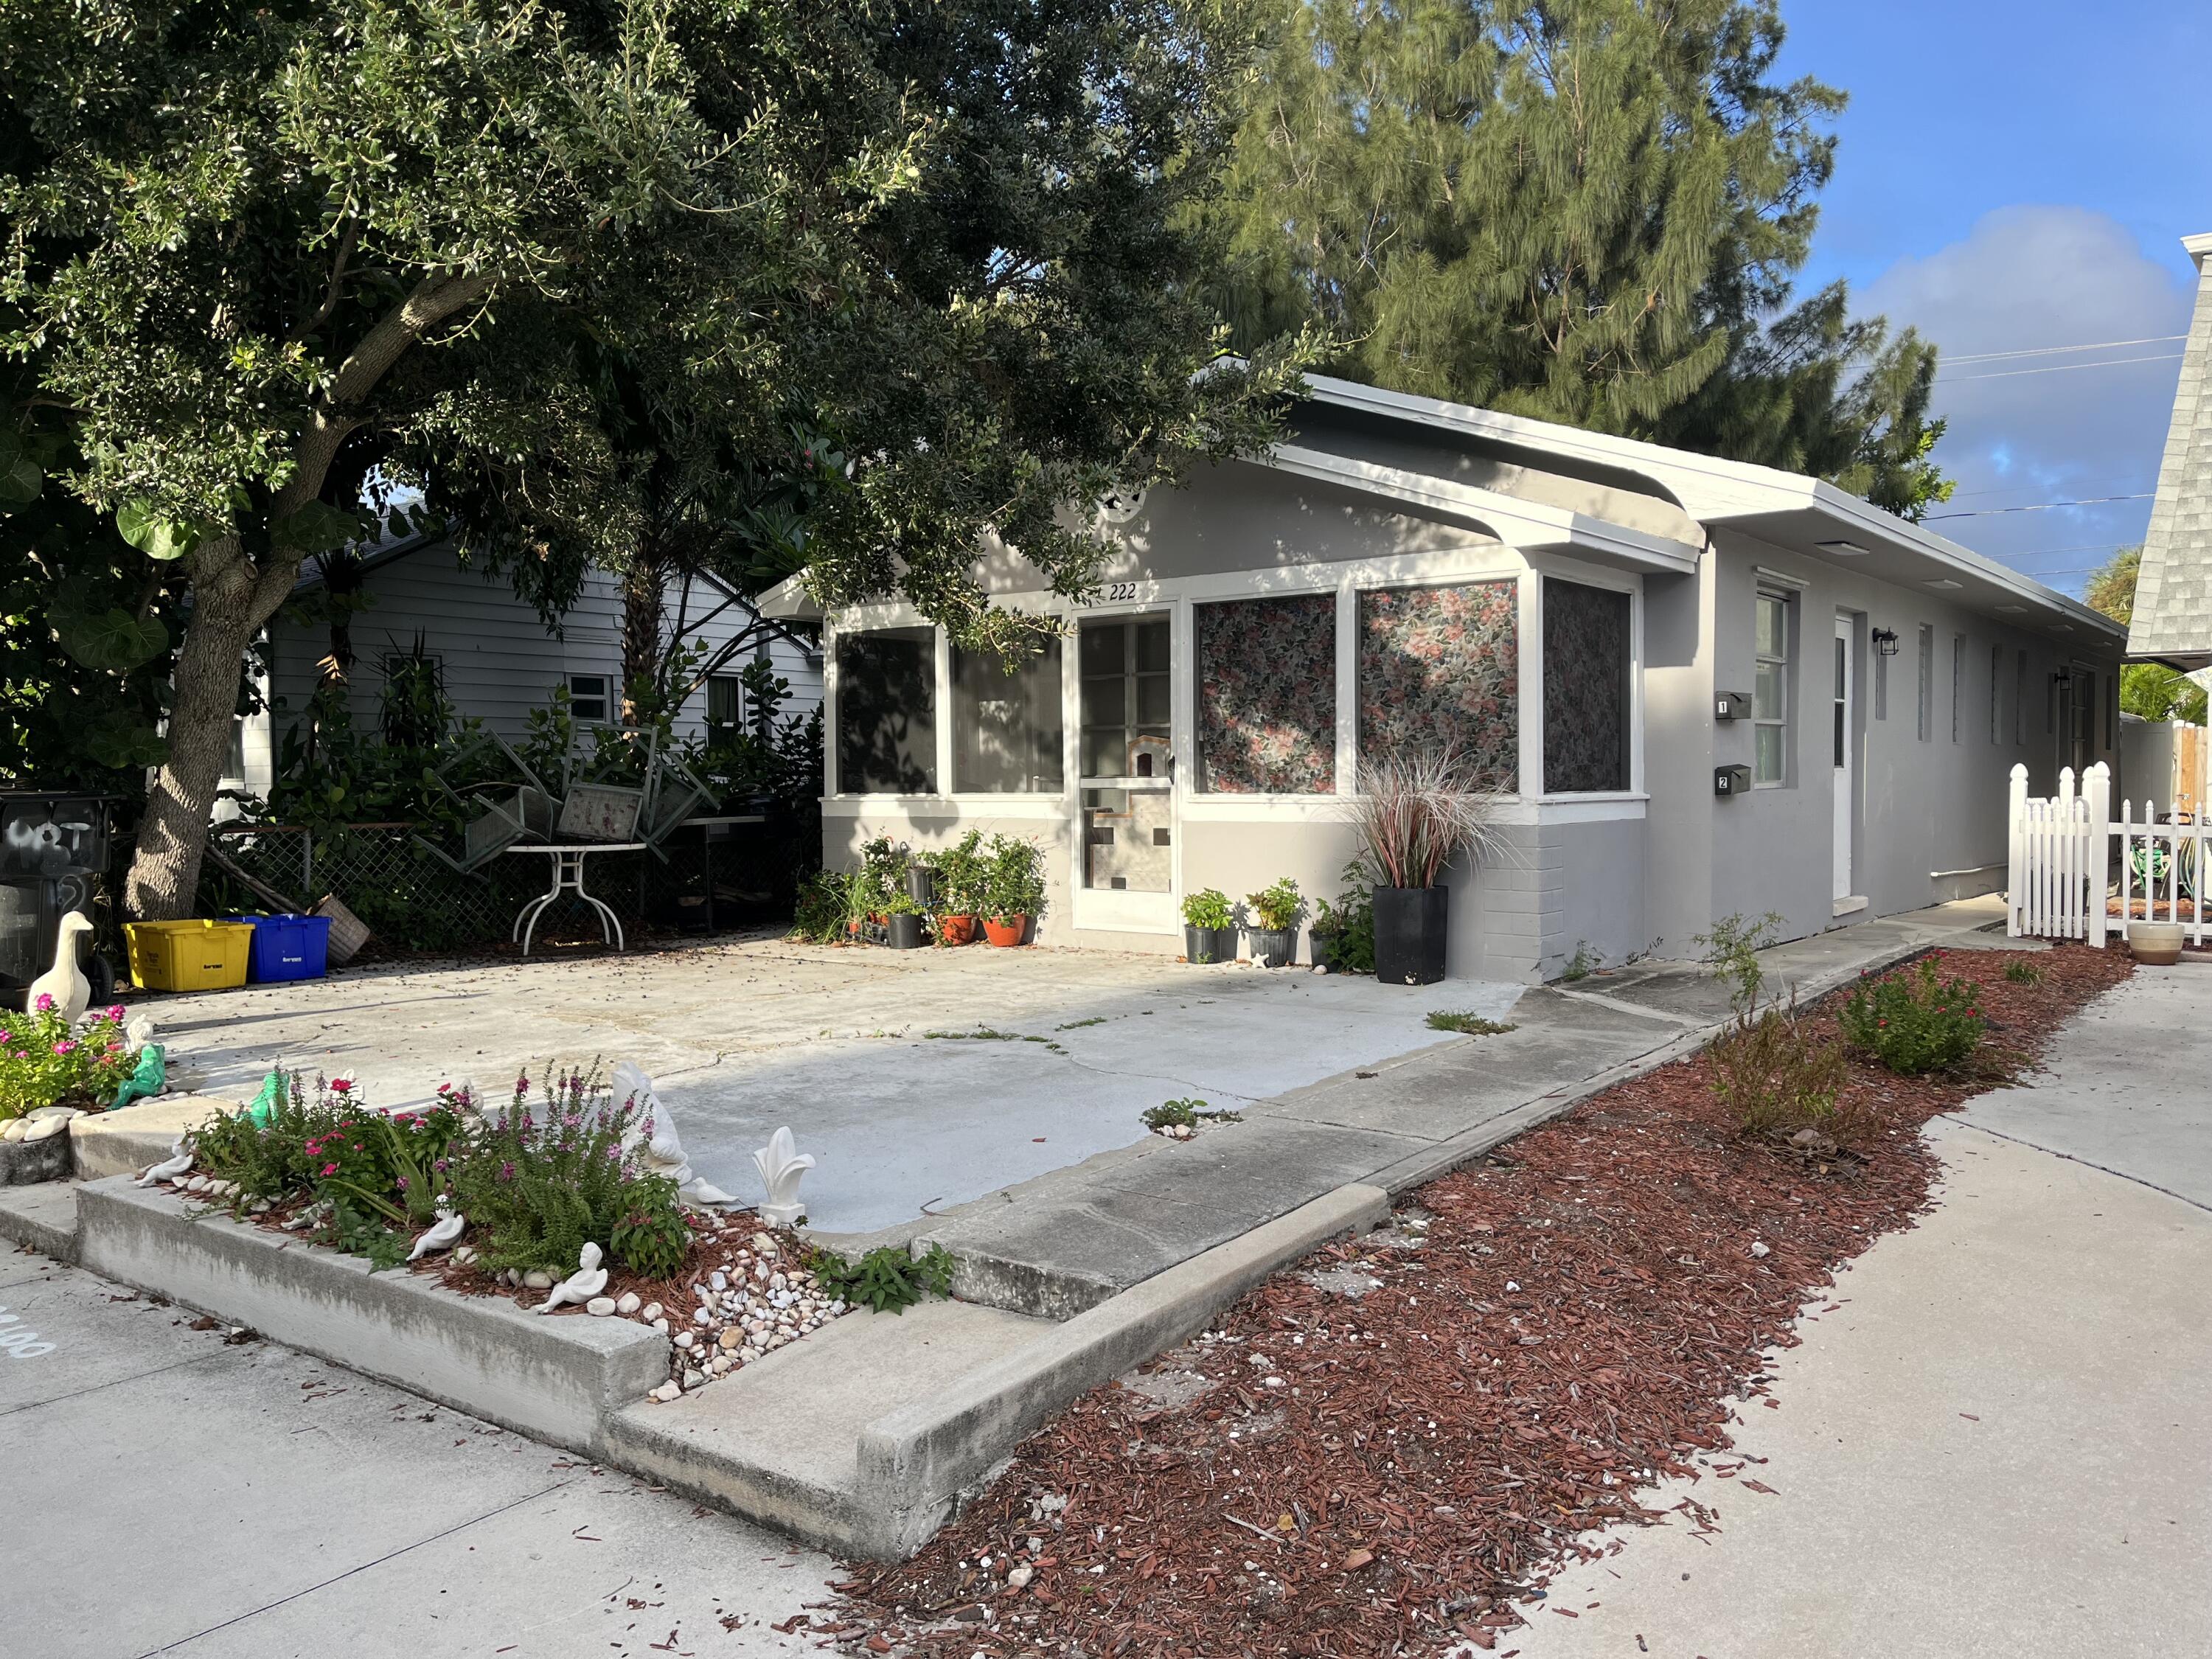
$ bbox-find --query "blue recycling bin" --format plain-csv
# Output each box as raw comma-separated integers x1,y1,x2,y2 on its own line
225,913,333,984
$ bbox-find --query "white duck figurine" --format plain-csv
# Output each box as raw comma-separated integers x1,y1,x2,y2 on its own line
613,1062,737,1206
27,911,93,1026
751,1127,815,1228
137,1137,194,1186
407,1206,466,1262
535,1242,608,1313
125,1013,158,1053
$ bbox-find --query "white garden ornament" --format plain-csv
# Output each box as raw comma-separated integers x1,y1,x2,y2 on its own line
137,1138,193,1186
536,1242,609,1313
611,1061,737,1206
407,1206,466,1262
27,911,93,1026
751,1127,814,1228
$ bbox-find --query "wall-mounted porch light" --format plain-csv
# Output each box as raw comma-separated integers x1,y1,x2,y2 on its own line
1871,627,1900,658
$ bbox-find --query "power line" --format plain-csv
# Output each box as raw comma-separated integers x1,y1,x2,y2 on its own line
1941,333,2185,366
1936,352,2182,383
1926,493,2154,521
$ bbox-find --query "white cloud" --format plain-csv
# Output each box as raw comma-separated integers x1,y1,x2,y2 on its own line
1860,206,2196,593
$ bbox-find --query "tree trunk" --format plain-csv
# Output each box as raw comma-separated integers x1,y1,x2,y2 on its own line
124,541,267,919
620,559,667,726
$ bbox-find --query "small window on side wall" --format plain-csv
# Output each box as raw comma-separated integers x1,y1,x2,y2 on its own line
1753,590,1789,785
837,627,937,794
566,672,609,723
953,639,1064,793
1543,579,1630,793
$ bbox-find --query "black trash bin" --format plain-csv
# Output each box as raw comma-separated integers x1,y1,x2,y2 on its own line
0,791,119,1008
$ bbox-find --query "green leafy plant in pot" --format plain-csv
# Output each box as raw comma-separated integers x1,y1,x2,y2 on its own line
1180,887,1236,964
880,891,925,950
1242,877,1304,968
983,833,1046,947
929,830,987,945
1350,749,1498,985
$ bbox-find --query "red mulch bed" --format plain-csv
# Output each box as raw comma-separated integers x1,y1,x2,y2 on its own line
826,945,2132,1658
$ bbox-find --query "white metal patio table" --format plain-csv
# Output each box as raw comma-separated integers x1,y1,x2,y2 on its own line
503,842,647,955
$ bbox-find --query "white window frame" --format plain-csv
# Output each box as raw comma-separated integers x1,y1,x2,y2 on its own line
1753,587,1791,787
565,671,611,724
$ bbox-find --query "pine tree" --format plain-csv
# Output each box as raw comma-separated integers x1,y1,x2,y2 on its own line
1206,0,1952,512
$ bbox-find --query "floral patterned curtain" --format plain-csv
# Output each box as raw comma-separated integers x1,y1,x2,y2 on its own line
1543,580,1630,793
1194,594,1337,793
1357,582,1518,790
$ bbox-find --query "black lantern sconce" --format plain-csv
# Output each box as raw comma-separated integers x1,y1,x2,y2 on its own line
1871,627,1900,658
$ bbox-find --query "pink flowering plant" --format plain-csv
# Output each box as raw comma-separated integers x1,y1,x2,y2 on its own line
1838,956,1985,1077
0,1001,134,1119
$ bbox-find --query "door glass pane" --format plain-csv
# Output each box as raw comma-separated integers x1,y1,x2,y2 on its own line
1756,595,1786,658
1833,701,1846,768
1082,675,1127,729
1135,619,1169,674
1135,673,1171,726
953,639,1063,793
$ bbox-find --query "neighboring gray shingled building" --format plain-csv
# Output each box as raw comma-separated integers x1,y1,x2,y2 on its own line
2129,232,2212,669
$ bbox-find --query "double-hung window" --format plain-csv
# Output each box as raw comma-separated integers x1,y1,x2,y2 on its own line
566,672,610,724
1753,590,1790,786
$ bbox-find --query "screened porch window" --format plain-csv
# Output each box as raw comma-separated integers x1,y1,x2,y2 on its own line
1541,579,1630,793
953,639,1064,793
1194,593,1336,793
1357,582,1519,790
836,627,936,794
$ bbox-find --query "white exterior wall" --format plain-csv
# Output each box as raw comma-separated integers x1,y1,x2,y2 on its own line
249,543,820,780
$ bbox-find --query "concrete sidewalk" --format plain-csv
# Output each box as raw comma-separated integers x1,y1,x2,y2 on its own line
1508,965,2212,1659
3,1246,835,1659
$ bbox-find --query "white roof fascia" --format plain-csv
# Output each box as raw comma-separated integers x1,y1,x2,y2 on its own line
2184,232,2212,273
1264,444,1703,574
1296,371,2119,639
756,569,823,622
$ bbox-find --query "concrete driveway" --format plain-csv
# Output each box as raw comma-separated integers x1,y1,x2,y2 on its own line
1509,964,2212,1659
145,936,1520,1234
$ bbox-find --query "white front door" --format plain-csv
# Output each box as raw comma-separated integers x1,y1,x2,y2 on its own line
1071,613,1178,933
1832,616,1854,902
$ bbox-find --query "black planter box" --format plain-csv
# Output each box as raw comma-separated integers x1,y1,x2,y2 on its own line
1245,925,1298,969
1373,886,1448,985
884,913,925,950
1183,924,1237,964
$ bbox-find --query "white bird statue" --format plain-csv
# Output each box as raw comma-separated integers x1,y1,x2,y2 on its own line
137,1137,194,1186
535,1242,609,1314
407,1206,466,1262
27,911,93,1026
125,1013,158,1053
751,1127,815,1228
613,1061,737,1206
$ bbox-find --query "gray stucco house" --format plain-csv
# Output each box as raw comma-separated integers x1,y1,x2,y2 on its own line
766,373,2122,981
2129,231,2212,669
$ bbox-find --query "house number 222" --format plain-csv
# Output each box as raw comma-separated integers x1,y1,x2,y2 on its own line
1100,582,1139,602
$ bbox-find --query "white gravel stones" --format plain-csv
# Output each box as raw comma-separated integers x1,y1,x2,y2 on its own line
639,1215,851,1404
585,1296,616,1316
616,1291,641,1316
522,1270,553,1290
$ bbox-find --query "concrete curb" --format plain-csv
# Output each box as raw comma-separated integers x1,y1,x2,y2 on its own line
74,1177,667,1455
851,1181,1390,1558
69,1096,232,1181
0,1180,80,1262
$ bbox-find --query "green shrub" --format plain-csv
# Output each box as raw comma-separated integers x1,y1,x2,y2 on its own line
1312,859,1377,974
809,1242,954,1315
1180,887,1233,931
931,830,989,916
2003,959,2042,985
985,834,1047,920
1142,1097,1201,1130
0,1000,136,1118
1244,876,1303,932
1708,1000,1851,1139
1695,911,1785,1018
791,871,849,942
1839,959,1985,1076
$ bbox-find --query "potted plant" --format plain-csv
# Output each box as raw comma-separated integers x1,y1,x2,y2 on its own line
1310,859,1377,975
1242,877,1304,968
1180,888,1237,964
1350,750,1496,986
983,834,1046,947
931,830,987,945
882,892,925,950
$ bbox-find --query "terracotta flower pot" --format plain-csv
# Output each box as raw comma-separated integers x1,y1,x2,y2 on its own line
984,915,1029,948
937,914,978,947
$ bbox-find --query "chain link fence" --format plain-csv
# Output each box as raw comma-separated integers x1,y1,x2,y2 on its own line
198,818,803,956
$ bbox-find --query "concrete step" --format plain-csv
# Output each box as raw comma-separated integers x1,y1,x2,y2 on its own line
0,1180,80,1262
603,1296,1051,1556
71,1096,229,1181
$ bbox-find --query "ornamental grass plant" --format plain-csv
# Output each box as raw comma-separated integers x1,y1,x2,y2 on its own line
1350,749,1500,889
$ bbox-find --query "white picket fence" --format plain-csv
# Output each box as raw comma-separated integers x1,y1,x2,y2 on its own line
2008,760,2212,947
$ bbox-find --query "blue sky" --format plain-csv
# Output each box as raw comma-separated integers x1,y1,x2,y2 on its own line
1771,0,2209,594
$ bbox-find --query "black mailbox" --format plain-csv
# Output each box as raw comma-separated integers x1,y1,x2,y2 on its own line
1714,690,1750,720
1714,764,1752,796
